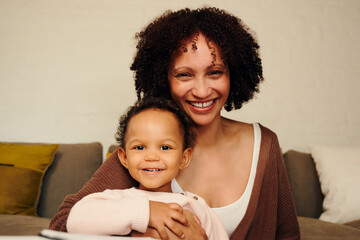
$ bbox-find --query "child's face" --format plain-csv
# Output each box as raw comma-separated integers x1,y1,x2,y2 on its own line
118,108,191,192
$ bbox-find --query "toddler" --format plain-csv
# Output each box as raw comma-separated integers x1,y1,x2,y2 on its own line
66,97,228,240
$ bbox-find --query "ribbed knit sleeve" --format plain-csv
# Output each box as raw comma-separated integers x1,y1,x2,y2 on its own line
66,189,149,235
274,135,300,239
49,150,138,231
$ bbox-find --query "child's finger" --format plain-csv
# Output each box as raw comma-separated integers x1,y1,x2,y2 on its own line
170,210,189,226
165,220,185,239
156,225,169,240
167,202,183,212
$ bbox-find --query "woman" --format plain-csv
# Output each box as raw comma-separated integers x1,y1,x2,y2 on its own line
50,7,300,239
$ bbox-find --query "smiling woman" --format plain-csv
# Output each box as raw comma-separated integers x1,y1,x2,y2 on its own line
50,7,299,240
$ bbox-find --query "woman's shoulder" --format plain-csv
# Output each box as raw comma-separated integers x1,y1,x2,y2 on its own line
222,118,279,144
221,117,253,134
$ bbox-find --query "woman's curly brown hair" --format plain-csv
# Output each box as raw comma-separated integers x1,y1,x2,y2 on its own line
130,7,263,111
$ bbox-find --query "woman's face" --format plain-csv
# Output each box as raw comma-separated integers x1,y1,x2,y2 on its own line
168,33,230,126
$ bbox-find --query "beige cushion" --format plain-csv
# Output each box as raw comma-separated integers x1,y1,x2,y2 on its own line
310,145,360,224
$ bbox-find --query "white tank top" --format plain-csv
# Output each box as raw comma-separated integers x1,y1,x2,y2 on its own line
171,123,261,236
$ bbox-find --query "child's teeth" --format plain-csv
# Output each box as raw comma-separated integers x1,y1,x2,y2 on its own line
144,169,161,172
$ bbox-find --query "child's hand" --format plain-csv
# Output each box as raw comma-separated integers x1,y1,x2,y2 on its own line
149,201,189,240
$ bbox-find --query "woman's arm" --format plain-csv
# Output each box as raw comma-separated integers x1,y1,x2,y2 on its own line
49,151,138,231
273,135,300,239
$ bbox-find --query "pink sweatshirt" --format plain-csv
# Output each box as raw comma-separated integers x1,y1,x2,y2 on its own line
67,187,228,239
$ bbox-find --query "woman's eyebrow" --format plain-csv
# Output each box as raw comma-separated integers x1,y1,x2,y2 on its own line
207,64,226,70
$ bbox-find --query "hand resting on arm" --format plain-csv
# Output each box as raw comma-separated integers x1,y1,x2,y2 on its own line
131,210,208,240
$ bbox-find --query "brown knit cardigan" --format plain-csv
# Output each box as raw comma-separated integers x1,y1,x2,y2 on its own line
49,125,300,239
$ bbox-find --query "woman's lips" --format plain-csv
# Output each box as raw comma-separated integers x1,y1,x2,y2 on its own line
188,99,215,108
186,99,216,113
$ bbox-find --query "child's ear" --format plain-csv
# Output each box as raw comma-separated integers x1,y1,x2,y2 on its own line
117,147,128,169
180,148,192,170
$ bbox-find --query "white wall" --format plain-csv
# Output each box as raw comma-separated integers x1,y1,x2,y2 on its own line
1,0,359,160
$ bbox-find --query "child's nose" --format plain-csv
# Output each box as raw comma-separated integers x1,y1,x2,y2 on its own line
145,151,160,161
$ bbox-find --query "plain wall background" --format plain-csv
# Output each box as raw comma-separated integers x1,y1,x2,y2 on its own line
1,0,359,160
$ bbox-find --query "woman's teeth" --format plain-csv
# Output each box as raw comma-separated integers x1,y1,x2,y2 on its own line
190,100,215,108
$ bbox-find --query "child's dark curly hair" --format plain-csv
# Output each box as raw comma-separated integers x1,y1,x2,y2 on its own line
115,96,196,149
130,7,263,111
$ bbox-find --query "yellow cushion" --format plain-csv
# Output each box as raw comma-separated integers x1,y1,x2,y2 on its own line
0,143,58,215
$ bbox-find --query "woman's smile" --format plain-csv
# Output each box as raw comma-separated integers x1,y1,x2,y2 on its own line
188,99,216,108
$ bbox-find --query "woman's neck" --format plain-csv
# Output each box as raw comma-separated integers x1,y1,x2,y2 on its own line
194,115,226,147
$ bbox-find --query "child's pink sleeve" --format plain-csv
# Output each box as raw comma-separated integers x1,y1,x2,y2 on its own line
66,189,149,235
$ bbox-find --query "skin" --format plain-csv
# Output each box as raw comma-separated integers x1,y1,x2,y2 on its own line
118,108,191,192
168,33,230,127
135,33,254,239
169,33,254,207
118,109,193,239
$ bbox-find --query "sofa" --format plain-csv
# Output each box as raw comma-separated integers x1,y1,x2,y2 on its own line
283,150,360,239
1,144,359,239
0,142,103,236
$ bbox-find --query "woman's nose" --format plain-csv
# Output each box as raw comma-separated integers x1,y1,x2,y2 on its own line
192,78,211,98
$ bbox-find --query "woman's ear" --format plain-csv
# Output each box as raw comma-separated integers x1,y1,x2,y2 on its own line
180,148,192,170
117,147,128,169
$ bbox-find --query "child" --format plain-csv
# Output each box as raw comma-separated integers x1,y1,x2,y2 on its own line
66,97,228,240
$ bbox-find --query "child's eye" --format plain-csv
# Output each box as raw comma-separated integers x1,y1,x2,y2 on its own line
134,146,144,150
160,145,171,150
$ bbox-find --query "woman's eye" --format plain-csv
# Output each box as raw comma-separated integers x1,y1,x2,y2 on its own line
134,146,144,150
175,73,191,78
160,145,171,150
209,70,223,76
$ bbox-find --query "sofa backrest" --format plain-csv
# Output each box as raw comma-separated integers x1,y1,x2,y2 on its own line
283,150,324,218
37,142,103,218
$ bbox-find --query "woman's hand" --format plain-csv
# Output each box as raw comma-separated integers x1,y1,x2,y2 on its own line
148,201,189,239
131,209,208,240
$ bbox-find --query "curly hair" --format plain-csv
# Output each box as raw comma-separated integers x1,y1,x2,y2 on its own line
115,96,195,149
130,7,263,111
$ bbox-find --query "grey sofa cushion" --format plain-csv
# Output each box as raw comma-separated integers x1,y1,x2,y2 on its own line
37,142,103,218
0,214,51,236
299,216,360,239
283,150,324,218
